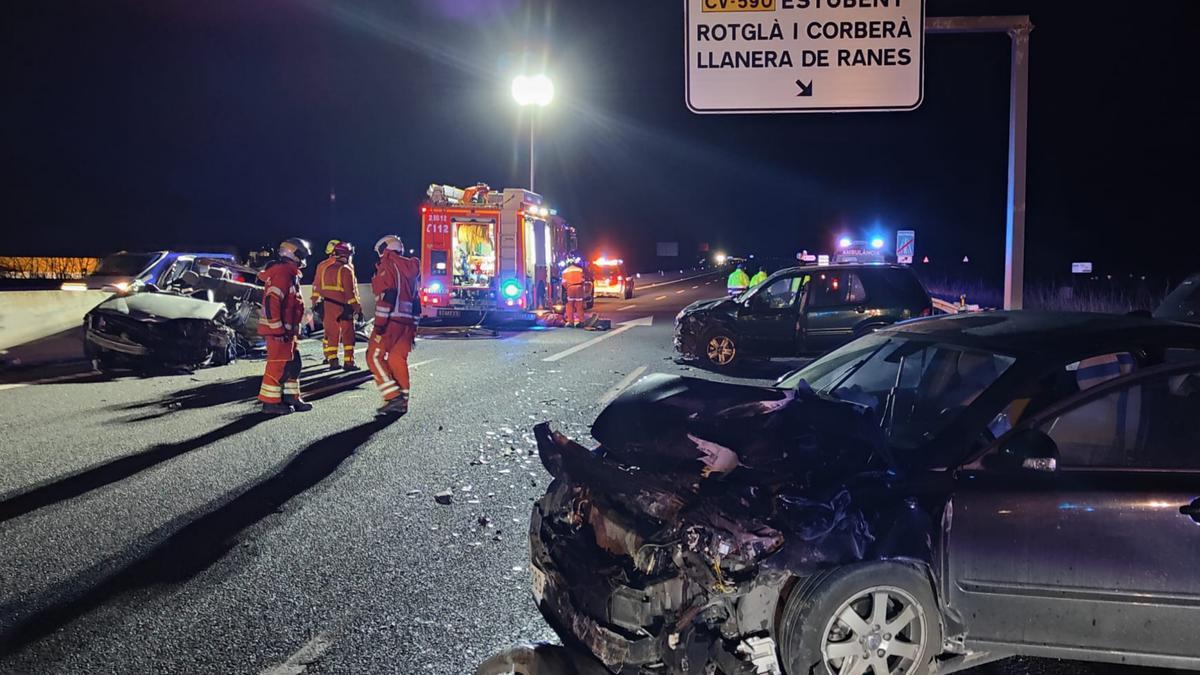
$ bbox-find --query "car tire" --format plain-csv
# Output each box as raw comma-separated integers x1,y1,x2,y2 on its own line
778,563,942,675
703,330,740,368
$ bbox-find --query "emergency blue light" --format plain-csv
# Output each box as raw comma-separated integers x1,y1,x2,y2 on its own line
838,237,852,248
427,281,442,293
501,280,522,299
870,237,885,250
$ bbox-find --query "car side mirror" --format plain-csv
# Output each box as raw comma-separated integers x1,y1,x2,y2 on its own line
984,428,1059,472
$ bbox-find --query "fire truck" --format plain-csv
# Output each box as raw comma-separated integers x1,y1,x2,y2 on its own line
419,183,586,321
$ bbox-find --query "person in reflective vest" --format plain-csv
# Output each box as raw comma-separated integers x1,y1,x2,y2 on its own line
562,260,586,327
312,241,362,371
727,264,750,296
367,235,421,416
257,238,312,415
749,267,769,287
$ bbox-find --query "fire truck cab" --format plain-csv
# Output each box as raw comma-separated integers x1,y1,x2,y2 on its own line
420,183,581,321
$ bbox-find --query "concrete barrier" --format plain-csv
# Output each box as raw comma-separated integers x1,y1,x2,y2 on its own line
0,290,111,366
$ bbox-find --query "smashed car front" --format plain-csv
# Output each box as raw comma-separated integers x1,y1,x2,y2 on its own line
528,374,886,674
673,299,734,360
84,292,228,365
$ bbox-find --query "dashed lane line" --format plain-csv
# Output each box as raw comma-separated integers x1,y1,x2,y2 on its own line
617,304,637,311
597,365,648,408
654,295,668,301
259,632,337,675
543,316,654,363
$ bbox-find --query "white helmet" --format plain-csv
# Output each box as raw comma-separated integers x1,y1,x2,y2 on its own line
278,237,312,267
375,235,405,255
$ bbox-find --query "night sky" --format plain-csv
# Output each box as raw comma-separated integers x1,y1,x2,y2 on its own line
4,0,1198,285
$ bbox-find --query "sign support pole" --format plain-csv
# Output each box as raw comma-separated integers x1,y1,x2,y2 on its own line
926,16,1033,310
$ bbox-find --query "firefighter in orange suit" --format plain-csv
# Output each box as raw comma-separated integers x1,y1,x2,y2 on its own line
562,258,586,327
312,241,362,371
367,235,421,416
257,238,312,415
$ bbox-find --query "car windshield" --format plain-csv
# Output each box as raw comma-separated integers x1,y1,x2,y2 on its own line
92,253,155,277
780,334,1017,461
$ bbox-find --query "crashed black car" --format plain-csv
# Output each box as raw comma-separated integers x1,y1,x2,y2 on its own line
1155,272,1200,325
84,257,264,371
525,312,1200,675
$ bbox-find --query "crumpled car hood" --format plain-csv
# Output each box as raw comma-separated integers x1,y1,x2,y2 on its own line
90,292,225,322
680,297,735,317
584,373,885,484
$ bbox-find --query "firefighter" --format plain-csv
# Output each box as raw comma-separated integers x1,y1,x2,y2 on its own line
749,266,769,287
312,241,362,371
727,263,750,296
257,237,312,415
367,234,421,416
561,257,586,327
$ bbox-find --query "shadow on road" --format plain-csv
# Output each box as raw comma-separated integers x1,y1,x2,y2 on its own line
0,415,270,524
0,415,398,656
108,369,361,422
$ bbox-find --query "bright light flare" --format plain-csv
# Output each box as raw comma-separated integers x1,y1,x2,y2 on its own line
838,237,852,248
870,237,885,249
714,253,728,264
512,74,554,107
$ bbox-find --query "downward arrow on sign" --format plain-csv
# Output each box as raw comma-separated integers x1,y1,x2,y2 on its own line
795,79,813,97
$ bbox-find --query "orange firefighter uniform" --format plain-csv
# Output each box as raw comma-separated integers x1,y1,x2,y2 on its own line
312,255,361,367
257,259,306,405
562,263,586,326
366,250,421,408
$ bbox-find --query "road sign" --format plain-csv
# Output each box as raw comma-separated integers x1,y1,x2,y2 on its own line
817,254,830,266
685,0,925,114
896,230,915,264
1072,262,1093,274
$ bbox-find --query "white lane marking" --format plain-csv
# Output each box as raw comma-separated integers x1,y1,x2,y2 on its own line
597,365,648,408
675,289,685,294
259,632,336,675
617,304,637,311
543,316,654,363
634,270,720,291
691,285,699,289
0,370,97,392
303,359,438,397
654,295,668,301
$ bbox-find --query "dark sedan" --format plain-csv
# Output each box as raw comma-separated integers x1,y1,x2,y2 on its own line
516,312,1200,675
675,264,932,368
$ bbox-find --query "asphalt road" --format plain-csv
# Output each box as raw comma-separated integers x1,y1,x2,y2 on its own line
0,270,791,674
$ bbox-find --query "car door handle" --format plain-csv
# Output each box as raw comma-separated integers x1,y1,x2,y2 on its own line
1182,499,1200,521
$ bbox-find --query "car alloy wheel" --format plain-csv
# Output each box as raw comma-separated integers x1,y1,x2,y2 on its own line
706,334,737,366
819,586,930,675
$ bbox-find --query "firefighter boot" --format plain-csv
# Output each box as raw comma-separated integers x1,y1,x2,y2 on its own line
261,402,293,416
327,358,340,371
343,361,361,372
376,394,409,417
285,398,314,412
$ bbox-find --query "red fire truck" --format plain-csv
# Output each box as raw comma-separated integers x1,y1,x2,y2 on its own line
419,183,585,321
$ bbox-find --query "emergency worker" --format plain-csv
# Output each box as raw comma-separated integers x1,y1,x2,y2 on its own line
366,235,421,416
749,266,769,287
727,263,750,296
312,241,362,370
258,237,312,415
561,258,586,327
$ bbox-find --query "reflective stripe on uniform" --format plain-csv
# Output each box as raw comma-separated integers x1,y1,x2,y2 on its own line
266,286,284,298
259,318,283,329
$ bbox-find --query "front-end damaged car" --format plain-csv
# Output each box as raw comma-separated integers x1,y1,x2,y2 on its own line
527,312,1200,675
84,257,264,371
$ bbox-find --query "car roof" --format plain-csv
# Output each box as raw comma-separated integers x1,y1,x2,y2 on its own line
883,311,1200,361
776,263,913,274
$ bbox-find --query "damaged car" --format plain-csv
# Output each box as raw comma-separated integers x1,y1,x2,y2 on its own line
84,256,265,372
522,312,1200,675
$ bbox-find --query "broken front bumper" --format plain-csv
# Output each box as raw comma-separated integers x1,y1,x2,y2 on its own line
530,493,668,672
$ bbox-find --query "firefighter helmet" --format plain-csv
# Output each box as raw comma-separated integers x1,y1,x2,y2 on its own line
325,239,341,255
279,238,312,267
333,241,355,258
375,235,405,255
